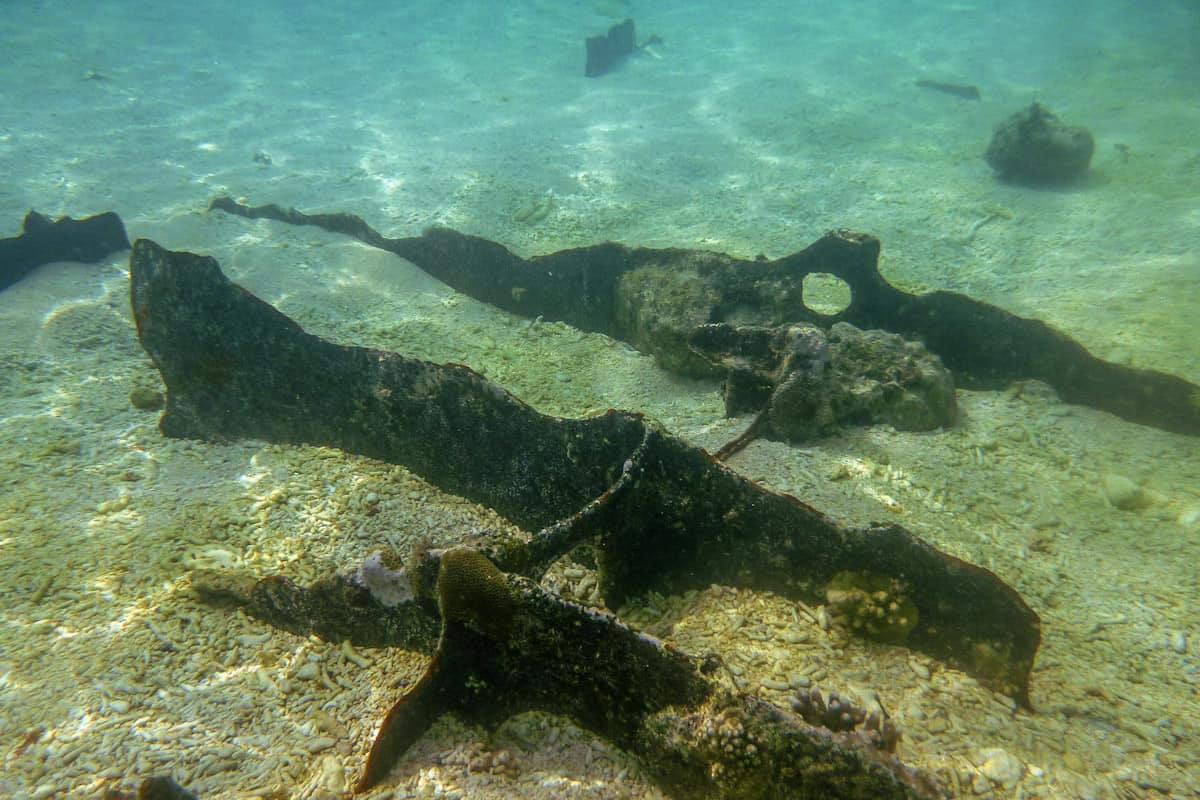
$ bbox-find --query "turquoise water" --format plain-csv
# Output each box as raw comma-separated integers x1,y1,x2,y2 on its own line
1,1,1198,798
3,1,1197,374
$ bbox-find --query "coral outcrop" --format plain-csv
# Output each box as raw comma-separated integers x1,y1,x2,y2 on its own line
985,102,1094,184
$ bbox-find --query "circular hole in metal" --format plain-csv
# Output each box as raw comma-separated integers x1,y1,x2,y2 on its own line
801,272,851,316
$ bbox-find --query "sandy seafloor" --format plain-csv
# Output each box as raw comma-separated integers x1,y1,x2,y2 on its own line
2,1,1199,798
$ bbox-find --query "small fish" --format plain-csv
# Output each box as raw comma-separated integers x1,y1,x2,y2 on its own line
914,79,981,100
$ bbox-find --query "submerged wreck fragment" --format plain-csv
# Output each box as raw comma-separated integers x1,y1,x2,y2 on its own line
208,197,1200,438
199,547,941,798
130,237,1043,795
361,547,941,798
130,237,1039,702
584,18,662,78
0,209,130,292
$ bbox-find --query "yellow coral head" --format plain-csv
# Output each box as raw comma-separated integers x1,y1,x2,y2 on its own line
436,548,516,637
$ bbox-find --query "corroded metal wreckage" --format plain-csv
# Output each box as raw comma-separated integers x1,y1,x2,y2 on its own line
0,209,130,292
197,548,940,798
208,196,1200,438
130,238,1043,797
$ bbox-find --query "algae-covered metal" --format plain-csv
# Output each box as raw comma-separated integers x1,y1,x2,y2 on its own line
130,238,1041,710
129,237,1053,796
208,196,1200,437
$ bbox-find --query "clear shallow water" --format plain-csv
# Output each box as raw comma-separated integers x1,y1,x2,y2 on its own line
3,0,1197,374
1,1,1198,798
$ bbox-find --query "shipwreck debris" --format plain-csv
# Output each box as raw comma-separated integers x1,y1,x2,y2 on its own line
913,79,981,100
207,197,1200,437
130,237,1041,706
351,546,941,798
198,543,943,797
0,209,130,292
585,18,661,77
